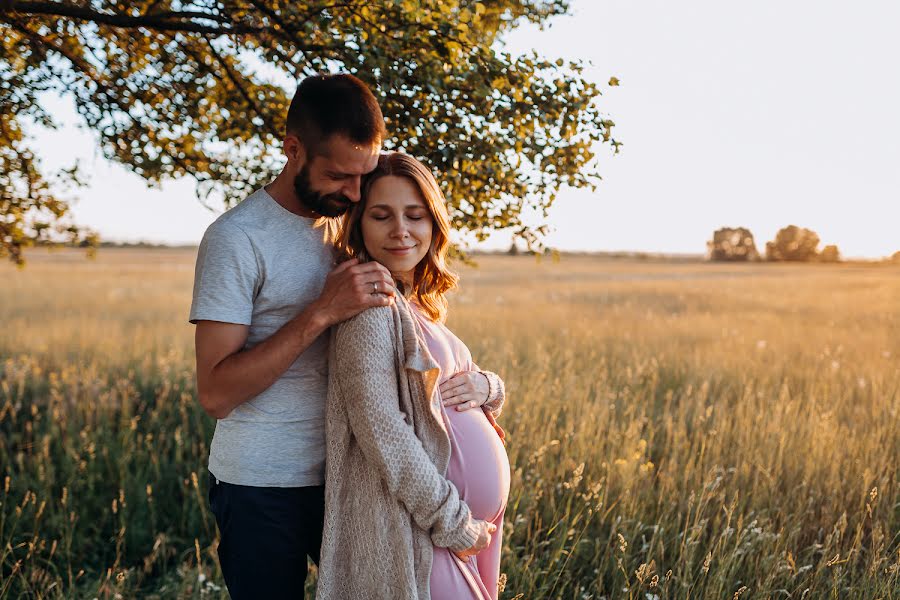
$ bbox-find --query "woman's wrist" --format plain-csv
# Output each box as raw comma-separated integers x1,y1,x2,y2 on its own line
446,516,482,553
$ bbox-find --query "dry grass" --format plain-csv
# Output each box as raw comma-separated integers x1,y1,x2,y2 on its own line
2,248,898,599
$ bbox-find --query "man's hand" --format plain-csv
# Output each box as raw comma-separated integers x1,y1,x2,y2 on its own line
312,258,396,327
453,521,496,562
440,371,490,412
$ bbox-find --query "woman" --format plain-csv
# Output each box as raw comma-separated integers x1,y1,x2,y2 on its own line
316,152,511,600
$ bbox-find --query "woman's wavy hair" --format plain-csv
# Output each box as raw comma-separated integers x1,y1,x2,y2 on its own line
336,152,458,322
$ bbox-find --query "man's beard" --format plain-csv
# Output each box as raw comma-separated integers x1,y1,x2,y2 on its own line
293,166,352,218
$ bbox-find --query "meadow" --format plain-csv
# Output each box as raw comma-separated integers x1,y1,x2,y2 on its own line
1,248,898,599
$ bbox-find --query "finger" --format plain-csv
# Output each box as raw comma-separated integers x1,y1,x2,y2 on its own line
440,381,469,396
440,388,474,403
440,386,478,402
330,258,359,274
440,379,469,395
441,394,470,406
441,391,474,405
362,294,394,308
376,273,397,296
346,261,391,276
439,374,465,387
455,400,479,412
488,524,497,533
372,261,393,277
361,277,397,297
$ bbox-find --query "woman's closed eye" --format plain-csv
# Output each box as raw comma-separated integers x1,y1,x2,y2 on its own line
370,212,426,221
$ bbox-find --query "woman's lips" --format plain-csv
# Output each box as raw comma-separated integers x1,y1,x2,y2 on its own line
385,246,416,255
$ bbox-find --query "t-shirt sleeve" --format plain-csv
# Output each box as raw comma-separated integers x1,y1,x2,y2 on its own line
189,221,259,325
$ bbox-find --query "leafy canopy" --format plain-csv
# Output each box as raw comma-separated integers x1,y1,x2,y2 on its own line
1,0,619,264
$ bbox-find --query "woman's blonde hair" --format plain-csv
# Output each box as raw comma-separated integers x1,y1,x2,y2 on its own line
336,152,458,322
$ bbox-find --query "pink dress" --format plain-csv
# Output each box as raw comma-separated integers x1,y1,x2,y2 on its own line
412,306,511,600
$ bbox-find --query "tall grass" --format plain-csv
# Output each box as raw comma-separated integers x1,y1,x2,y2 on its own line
2,249,898,599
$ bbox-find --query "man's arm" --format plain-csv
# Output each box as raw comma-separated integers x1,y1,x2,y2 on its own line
195,259,395,419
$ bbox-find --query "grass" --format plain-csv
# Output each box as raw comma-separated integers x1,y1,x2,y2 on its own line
1,248,898,599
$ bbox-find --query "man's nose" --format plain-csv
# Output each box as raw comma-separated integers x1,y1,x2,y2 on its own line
343,177,362,202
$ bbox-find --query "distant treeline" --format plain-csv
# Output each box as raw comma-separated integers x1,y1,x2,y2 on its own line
706,225,900,263
38,232,900,264
35,240,196,250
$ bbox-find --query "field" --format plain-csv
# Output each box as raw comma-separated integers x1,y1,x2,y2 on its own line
1,248,898,599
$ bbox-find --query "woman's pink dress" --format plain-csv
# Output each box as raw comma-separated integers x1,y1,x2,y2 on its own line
412,306,511,600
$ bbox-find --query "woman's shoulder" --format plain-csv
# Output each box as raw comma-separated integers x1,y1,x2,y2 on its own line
334,304,397,342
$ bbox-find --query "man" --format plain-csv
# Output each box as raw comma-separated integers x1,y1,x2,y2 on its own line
189,74,504,598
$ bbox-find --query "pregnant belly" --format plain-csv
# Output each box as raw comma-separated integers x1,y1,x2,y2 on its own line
443,407,510,522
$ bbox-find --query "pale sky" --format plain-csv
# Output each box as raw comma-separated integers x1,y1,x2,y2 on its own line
27,0,900,258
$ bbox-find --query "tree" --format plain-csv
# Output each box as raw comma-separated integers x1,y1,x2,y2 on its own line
0,1,619,264
707,227,759,262
818,244,840,263
765,225,821,262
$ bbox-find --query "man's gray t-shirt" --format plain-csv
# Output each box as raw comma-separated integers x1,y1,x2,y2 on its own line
189,188,335,487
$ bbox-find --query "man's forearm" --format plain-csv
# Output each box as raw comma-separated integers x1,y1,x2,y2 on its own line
200,304,330,418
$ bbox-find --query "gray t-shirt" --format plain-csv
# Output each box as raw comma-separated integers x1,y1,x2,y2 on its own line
189,188,335,487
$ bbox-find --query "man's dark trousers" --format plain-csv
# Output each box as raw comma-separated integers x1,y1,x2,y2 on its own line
208,472,325,598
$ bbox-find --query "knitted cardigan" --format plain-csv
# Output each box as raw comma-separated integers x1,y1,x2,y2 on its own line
316,293,505,600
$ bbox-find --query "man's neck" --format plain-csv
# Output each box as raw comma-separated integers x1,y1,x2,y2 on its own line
265,170,319,219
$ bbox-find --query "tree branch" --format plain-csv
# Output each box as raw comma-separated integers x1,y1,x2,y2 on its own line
201,37,279,137
3,1,266,35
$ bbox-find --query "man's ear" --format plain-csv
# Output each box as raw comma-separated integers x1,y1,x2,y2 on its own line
284,134,307,166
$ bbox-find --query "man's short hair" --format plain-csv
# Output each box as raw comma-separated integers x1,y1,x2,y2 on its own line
285,74,386,156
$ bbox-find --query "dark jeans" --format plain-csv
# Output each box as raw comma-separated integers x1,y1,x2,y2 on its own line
208,471,325,599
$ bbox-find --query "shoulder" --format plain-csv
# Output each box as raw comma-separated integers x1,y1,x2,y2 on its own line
336,305,396,341
207,190,274,234
200,200,260,246
198,193,274,253
332,305,399,369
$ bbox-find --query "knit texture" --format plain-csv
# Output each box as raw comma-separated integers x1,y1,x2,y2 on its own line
317,293,501,600
481,370,505,417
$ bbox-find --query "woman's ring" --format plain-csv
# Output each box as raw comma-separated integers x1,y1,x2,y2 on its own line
372,282,378,294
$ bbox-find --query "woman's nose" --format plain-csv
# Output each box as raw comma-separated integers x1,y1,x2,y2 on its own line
390,219,410,238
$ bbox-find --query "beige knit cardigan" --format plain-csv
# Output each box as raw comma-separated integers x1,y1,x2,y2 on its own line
316,293,504,600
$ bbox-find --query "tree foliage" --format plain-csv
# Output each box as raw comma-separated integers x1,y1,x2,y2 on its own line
1,0,619,264
765,225,821,262
707,226,759,262
818,244,840,263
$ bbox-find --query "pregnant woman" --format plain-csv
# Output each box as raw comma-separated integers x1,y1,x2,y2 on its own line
316,151,511,600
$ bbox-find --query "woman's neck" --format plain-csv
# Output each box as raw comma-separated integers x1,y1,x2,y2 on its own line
393,271,414,297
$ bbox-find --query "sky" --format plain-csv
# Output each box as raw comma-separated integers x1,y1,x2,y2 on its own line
27,0,900,258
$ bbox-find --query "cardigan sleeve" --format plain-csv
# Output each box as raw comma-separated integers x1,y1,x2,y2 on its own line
334,306,482,553
476,369,506,418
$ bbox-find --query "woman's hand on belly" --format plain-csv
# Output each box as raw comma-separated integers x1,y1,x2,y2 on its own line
439,371,490,411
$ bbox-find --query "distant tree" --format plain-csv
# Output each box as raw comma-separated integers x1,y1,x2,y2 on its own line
707,227,760,262
818,244,840,263
765,225,821,262
507,241,520,256
1,0,620,264
892,251,900,263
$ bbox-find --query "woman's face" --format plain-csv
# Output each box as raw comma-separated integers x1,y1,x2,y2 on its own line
361,175,434,283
